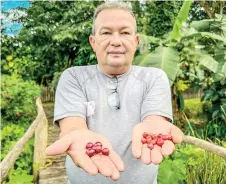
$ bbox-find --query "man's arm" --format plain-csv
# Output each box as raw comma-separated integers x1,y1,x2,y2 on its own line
59,117,88,138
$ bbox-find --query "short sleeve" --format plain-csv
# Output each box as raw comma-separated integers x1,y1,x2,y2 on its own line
141,69,173,122
53,68,87,127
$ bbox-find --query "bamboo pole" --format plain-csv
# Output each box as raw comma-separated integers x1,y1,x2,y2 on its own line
0,97,45,183
183,135,226,159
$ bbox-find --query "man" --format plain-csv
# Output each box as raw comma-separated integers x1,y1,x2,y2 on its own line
45,2,184,184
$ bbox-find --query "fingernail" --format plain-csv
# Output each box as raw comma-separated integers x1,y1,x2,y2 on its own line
135,150,141,158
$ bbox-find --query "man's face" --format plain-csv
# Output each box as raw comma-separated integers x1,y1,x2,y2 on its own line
89,8,139,75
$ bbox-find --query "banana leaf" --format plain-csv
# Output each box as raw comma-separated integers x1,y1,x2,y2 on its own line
134,46,180,86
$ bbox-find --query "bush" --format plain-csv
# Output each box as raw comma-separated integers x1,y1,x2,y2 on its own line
184,98,211,124
1,124,34,184
158,142,226,184
1,74,41,183
1,74,41,126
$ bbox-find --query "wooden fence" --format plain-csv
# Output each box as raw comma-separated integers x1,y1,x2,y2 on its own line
41,87,55,103
0,97,48,184
182,88,203,99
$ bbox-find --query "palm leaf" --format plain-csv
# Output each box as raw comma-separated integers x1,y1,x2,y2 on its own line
134,46,180,86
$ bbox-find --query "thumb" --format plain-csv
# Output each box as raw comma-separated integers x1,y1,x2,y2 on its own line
170,124,184,144
45,134,72,155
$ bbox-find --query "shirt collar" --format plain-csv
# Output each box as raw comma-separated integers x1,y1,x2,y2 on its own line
96,64,132,81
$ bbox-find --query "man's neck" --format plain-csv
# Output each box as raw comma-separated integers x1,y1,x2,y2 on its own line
98,64,131,76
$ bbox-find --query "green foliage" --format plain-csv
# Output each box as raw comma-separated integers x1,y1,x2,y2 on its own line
158,157,186,184
188,3,209,22
134,46,180,86
1,34,40,81
1,124,34,184
170,0,192,41
184,144,226,184
158,143,226,184
1,75,40,183
184,97,225,139
6,171,33,184
184,98,211,123
1,124,25,160
135,1,226,137
1,74,41,126
140,1,182,37
51,71,63,90
201,81,226,139
18,1,103,85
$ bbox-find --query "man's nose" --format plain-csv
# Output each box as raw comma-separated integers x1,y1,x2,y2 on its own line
110,33,122,47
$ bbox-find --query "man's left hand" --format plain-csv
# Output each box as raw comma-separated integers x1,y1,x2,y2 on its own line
131,116,184,165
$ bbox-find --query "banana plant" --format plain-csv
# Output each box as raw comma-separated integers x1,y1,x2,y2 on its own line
134,0,193,87
134,0,226,115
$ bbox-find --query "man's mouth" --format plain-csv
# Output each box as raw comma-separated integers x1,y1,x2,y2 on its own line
108,51,125,55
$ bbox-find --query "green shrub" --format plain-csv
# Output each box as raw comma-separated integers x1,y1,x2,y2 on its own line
1,124,34,184
1,74,41,183
1,74,41,126
184,98,211,123
158,142,226,184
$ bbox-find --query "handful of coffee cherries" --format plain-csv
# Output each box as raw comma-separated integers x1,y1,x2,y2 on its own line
141,132,172,150
85,141,109,157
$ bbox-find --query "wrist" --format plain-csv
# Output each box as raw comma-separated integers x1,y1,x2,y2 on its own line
59,117,88,138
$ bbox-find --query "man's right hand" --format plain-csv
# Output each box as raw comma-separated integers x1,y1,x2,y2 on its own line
45,129,124,181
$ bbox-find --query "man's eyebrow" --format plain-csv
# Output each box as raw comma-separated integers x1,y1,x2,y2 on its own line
100,26,132,30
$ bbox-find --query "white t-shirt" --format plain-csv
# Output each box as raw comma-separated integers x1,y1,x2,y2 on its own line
54,64,173,184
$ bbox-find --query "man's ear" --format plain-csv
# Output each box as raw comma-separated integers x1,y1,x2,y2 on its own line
136,34,140,46
89,35,96,52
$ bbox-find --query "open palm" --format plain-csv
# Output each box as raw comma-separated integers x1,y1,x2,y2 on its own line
132,118,184,165
45,129,124,181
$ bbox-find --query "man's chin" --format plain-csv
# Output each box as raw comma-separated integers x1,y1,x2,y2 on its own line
107,60,126,67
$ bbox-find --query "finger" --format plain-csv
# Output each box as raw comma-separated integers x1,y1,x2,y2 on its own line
161,140,175,157
110,164,120,181
68,150,98,176
91,154,113,177
140,144,151,165
132,128,142,158
170,125,184,144
150,145,163,165
45,135,72,155
108,150,124,172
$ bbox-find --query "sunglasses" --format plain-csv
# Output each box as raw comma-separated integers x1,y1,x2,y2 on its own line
107,77,120,109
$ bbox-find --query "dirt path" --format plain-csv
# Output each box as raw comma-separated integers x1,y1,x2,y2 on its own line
39,103,68,184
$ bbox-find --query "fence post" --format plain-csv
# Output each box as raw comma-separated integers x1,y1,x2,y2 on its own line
33,100,48,183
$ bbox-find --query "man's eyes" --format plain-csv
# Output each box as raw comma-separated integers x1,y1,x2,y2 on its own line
101,32,131,35
121,32,130,35
102,32,111,35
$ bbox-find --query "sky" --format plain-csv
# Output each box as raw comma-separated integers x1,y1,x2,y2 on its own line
2,0,30,35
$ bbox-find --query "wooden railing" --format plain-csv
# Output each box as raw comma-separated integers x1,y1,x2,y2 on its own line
41,87,55,103
0,97,48,184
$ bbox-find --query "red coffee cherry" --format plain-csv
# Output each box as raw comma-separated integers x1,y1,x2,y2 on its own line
102,148,109,156
156,138,164,147
151,137,157,144
147,143,154,150
86,149,95,157
142,132,149,138
141,137,147,144
94,141,102,147
146,135,152,144
86,142,94,149
141,132,172,148
93,145,102,154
